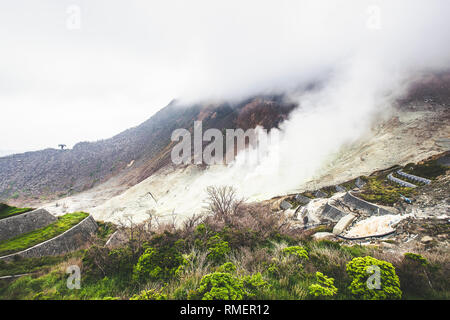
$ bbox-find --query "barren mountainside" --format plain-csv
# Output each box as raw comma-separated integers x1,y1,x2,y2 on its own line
0,96,295,204
1,72,449,206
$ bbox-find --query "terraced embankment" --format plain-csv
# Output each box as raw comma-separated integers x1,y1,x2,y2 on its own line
387,173,417,188
397,170,431,184
343,191,394,216
0,213,97,262
0,209,56,242
321,203,346,223
0,203,33,220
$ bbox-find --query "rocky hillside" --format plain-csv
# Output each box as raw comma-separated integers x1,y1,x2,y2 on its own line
0,96,296,204
1,72,449,207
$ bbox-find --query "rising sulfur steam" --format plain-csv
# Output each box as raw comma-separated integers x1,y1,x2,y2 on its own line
170,0,450,199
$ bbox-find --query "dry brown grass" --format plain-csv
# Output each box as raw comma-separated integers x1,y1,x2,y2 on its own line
227,247,273,275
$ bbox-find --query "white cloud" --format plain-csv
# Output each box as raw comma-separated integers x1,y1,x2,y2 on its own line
0,0,449,152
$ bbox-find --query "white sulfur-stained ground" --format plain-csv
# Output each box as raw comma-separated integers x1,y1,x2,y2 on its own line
344,214,410,238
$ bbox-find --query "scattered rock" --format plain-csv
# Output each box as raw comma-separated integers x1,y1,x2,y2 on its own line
284,209,297,219
381,241,396,249
312,232,336,241
420,235,433,244
333,214,356,235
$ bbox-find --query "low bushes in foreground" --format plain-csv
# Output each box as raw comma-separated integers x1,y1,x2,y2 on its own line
0,187,448,300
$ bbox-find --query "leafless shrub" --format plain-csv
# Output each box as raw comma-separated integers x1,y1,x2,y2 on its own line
115,216,153,259
204,186,244,224
370,248,403,266
181,213,205,236
149,214,179,234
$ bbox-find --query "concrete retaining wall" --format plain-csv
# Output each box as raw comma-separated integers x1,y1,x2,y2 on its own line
343,192,393,215
294,194,311,204
314,190,327,198
387,173,417,188
0,209,57,242
321,203,346,223
0,215,97,261
397,170,431,184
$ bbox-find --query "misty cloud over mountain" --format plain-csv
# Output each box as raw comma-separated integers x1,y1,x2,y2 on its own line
1,1,449,152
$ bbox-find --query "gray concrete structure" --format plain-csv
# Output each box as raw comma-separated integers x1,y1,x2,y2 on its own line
294,194,311,204
0,209,57,242
355,177,366,189
397,170,431,184
314,190,328,198
321,203,346,223
0,215,97,261
343,192,394,215
387,173,417,188
280,200,292,210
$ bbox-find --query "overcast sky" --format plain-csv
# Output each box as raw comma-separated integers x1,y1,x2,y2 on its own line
1,0,449,154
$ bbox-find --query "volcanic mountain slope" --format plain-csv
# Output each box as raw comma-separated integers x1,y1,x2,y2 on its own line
0,96,295,205
30,73,449,225
2,72,449,225
61,102,448,225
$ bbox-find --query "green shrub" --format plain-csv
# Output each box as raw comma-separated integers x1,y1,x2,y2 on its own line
282,246,309,260
217,262,236,273
130,289,167,300
207,235,230,264
106,247,136,276
266,261,280,278
133,241,186,283
188,272,245,300
195,224,207,236
315,239,341,250
404,252,428,266
308,272,338,298
242,272,270,298
188,271,269,300
341,244,368,258
346,256,402,300
219,227,262,249
264,246,309,282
